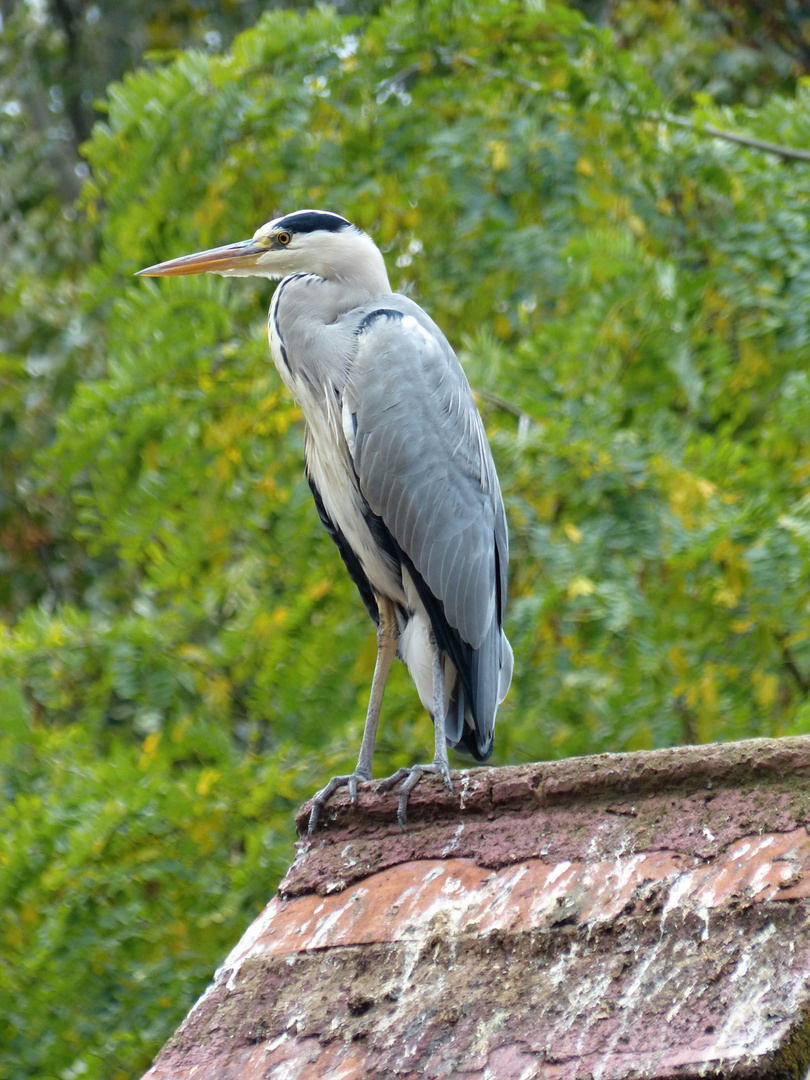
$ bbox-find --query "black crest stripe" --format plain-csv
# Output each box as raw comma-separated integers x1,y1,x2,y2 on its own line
277,211,351,235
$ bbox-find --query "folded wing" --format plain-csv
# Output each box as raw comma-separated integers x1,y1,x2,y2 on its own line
342,299,510,755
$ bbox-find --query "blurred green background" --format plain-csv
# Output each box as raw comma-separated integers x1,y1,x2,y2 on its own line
4,1,810,1076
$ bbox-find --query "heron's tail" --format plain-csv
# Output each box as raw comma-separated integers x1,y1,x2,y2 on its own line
447,630,512,762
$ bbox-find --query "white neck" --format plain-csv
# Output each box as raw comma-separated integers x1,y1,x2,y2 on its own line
306,229,391,299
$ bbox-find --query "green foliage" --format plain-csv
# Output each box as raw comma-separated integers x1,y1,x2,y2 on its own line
0,0,269,622
0,694,302,1080
5,1,810,1077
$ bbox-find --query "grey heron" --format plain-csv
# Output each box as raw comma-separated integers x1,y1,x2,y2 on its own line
137,209,513,832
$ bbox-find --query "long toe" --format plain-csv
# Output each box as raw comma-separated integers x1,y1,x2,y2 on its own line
386,762,455,831
376,767,411,794
307,771,371,836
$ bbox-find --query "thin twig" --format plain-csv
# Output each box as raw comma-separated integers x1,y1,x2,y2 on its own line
645,110,810,164
376,61,424,99
674,694,700,744
440,49,545,95
774,631,810,698
474,387,535,444
446,50,810,165
474,386,534,426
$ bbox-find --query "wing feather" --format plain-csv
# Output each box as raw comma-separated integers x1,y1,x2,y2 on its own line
342,299,510,742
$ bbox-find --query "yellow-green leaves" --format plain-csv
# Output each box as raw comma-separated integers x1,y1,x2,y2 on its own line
5,2,810,1078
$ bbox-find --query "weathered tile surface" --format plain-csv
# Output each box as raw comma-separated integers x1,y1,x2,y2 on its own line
143,737,810,1080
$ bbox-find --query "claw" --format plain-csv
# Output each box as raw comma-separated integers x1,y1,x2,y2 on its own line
379,760,455,831
307,769,371,836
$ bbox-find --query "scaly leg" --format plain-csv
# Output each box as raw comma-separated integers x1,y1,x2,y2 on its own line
307,597,398,835
379,632,454,830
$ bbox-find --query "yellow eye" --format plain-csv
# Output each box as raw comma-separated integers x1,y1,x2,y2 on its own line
276,231,292,246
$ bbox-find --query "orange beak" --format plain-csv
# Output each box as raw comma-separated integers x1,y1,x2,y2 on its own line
136,238,266,277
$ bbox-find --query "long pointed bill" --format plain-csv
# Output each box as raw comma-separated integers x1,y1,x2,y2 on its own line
136,238,266,277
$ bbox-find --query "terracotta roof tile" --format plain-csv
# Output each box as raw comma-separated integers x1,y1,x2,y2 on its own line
143,737,810,1079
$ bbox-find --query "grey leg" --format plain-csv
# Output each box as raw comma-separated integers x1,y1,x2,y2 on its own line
379,633,454,830
308,597,398,835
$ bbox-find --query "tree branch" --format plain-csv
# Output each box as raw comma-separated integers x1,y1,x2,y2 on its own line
774,631,810,698
644,109,810,164
473,385,536,440
446,50,810,165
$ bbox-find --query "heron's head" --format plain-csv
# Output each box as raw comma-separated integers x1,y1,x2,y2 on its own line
136,209,390,293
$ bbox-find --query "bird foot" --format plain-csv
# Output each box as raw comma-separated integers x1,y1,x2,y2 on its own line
378,760,454,831
307,769,371,836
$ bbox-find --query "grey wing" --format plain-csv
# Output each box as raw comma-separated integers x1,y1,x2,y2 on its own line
342,299,510,748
